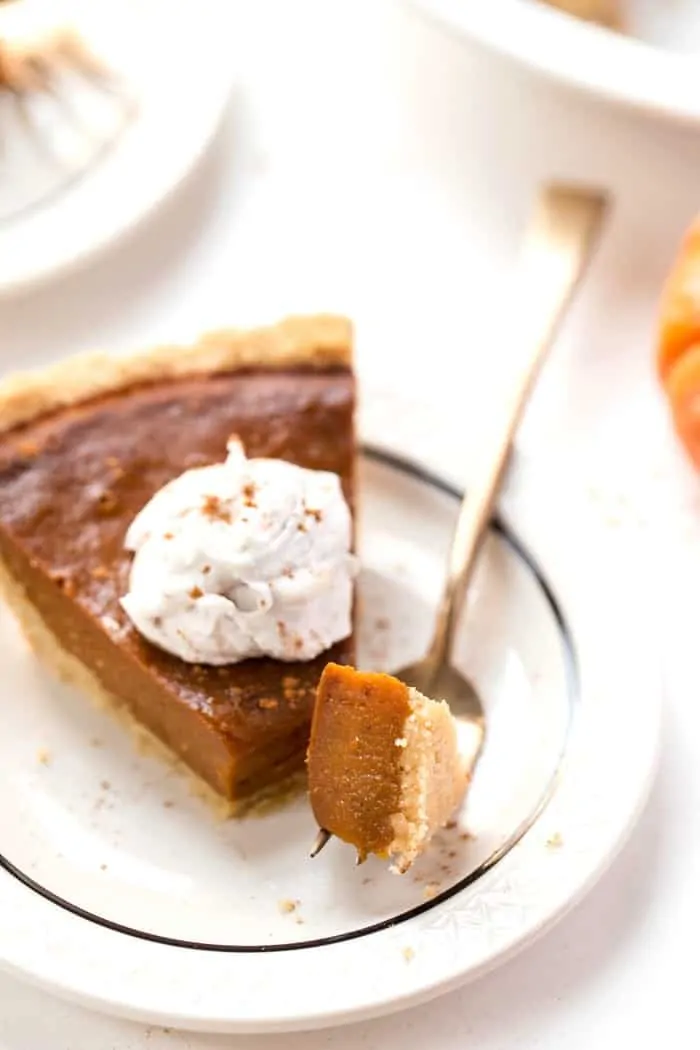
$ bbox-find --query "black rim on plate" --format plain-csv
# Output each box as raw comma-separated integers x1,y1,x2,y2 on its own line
0,446,579,953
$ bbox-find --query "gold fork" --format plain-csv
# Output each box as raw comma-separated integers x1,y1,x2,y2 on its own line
312,182,609,861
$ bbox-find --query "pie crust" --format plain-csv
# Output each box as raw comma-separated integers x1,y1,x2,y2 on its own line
0,314,352,432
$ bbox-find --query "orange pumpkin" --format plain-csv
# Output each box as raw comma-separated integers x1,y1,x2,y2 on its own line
658,219,700,465
665,344,700,469
658,220,700,381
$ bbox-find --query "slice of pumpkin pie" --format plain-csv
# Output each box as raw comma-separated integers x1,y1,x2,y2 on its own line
0,316,357,811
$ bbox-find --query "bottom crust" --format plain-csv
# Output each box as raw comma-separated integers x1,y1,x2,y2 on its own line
0,558,307,819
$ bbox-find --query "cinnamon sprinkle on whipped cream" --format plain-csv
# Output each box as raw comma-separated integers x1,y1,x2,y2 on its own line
121,438,357,665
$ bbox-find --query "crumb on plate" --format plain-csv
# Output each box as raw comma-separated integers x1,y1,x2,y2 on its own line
278,898,299,914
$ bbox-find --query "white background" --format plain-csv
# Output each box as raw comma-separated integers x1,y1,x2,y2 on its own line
0,1,698,1046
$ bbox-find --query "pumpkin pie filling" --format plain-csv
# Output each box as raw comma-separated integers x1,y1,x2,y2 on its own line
308,664,468,871
0,319,356,807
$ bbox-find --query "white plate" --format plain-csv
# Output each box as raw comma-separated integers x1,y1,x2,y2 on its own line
410,0,700,124
0,0,233,295
0,442,660,1033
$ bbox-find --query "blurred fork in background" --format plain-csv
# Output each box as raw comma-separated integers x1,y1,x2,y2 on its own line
0,0,137,224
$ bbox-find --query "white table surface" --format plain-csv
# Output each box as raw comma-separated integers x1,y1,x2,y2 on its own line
0,1,698,1045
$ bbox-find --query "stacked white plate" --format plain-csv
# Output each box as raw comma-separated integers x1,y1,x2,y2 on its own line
411,0,700,124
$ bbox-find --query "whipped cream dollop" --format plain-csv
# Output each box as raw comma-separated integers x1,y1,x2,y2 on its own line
121,438,357,665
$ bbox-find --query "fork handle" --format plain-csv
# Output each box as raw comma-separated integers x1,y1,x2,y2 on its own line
424,183,609,674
